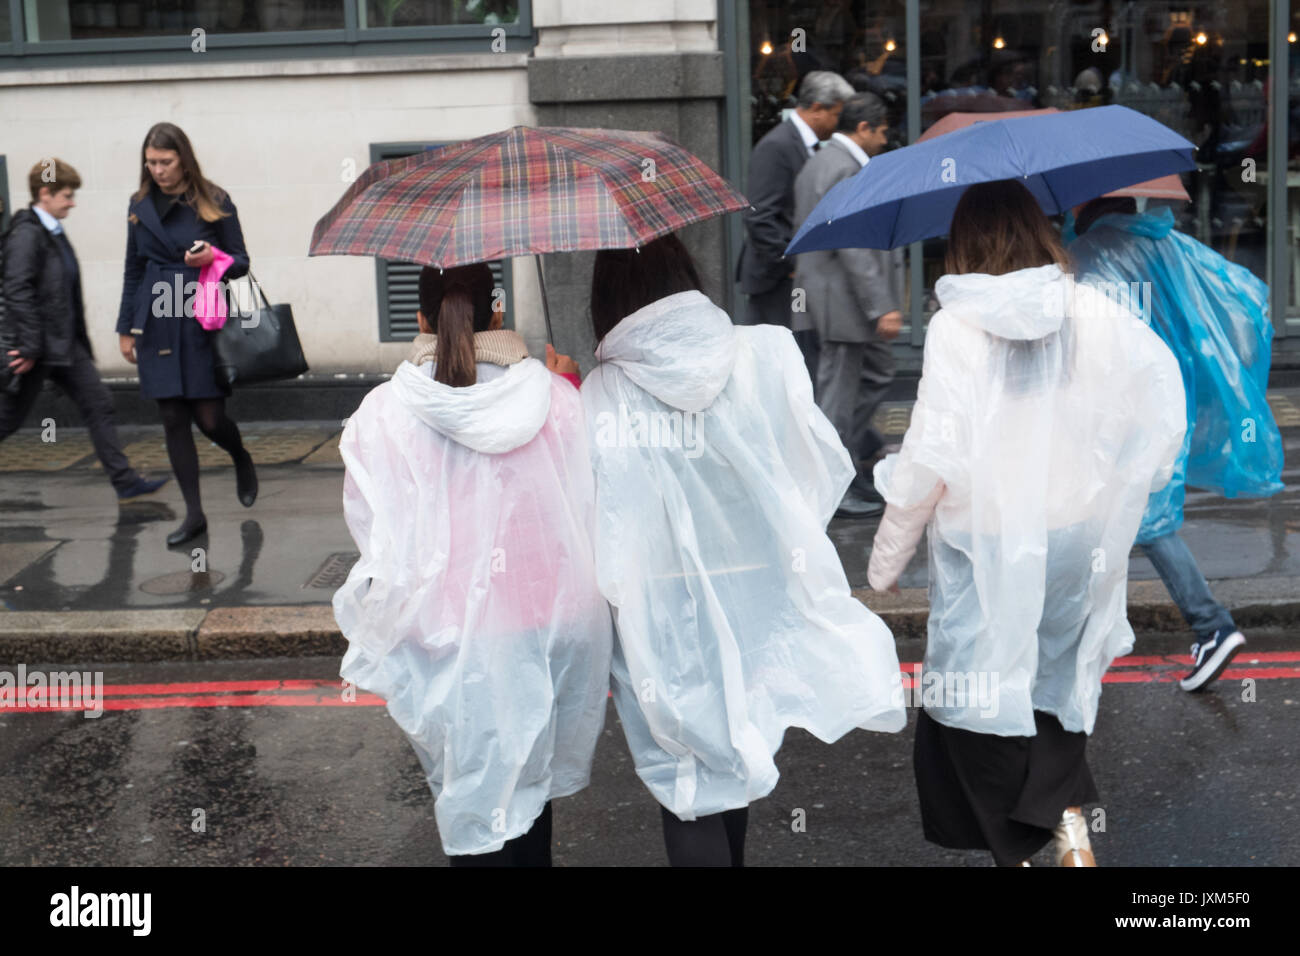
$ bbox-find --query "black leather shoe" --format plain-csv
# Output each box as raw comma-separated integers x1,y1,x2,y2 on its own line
234,451,258,508
166,518,207,548
117,475,170,501
834,491,884,519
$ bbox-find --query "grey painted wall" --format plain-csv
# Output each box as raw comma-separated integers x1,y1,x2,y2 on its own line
528,51,731,374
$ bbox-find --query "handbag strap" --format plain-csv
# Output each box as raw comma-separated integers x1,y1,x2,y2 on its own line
244,269,272,310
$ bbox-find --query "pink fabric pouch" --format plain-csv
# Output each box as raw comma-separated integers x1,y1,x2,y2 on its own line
194,246,235,330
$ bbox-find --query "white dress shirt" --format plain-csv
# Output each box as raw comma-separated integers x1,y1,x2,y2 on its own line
831,131,870,168
32,204,63,235
788,110,823,157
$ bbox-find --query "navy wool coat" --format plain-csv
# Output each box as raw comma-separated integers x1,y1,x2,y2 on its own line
115,184,249,399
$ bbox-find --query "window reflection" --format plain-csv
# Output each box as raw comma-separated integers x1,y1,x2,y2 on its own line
28,2,347,39
361,0,519,27
752,1,1275,321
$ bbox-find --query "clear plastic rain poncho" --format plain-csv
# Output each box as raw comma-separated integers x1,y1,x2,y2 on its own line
581,290,906,820
332,356,613,856
872,265,1186,736
1066,206,1284,542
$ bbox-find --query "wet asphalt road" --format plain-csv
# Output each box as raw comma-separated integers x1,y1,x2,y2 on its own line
2,628,1296,867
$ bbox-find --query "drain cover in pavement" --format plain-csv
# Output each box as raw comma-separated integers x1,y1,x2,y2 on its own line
305,552,359,589
139,570,226,595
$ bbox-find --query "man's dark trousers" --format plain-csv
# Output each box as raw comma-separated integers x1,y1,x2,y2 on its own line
742,277,820,385
0,341,136,491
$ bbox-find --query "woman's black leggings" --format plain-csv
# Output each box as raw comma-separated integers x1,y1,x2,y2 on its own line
157,397,247,521
661,805,749,867
447,801,553,867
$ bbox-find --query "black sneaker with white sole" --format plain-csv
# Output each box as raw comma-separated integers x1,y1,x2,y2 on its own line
1180,629,1246,692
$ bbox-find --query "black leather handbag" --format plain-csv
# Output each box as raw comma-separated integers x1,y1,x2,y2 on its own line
212,271,308,387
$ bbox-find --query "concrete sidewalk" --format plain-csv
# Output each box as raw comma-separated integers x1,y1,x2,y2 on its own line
2,574,1299,664
1,390,1297,663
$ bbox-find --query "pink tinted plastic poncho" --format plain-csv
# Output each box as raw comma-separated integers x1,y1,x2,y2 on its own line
869,264,1186,737
332,356,613,856
582,290,906,820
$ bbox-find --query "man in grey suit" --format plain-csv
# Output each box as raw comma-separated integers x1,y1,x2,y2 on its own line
736,71,854,376
793,93,903,518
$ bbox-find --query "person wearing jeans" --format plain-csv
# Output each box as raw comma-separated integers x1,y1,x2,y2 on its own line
1139,531,1244,691
1068,195,1275,692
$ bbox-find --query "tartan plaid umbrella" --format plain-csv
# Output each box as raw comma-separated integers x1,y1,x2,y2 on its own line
309,125,748,266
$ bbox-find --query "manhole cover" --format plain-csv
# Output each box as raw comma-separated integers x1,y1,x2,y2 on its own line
304,552,359,589
140,570,226,595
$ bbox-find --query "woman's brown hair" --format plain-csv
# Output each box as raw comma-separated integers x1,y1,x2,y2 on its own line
944,179,1069,276
590,233,703,344
418,263,496,387
132,122,231,223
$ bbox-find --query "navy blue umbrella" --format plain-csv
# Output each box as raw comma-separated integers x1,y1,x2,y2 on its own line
786,105,1197,253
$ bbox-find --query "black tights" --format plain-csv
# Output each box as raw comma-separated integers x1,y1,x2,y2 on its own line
661,805,749,867
157,397,247,523
447,801,553,867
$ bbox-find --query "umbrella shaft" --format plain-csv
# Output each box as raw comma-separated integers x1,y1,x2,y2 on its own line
535,255,554,345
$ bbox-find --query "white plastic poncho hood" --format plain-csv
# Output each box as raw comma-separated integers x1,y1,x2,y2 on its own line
873,264,1186,736
390,356,552,452
583,290,906,820
333,357,613,855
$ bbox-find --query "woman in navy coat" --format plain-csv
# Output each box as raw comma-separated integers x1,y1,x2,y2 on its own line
116,122,257,547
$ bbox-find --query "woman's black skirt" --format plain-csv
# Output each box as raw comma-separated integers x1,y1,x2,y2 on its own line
913,707,1099,866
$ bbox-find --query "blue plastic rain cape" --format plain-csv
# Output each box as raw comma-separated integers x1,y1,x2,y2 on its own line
1066,207,1283,543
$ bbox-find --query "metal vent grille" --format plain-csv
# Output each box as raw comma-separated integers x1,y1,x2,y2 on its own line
374,142,510,342
304,552,360,590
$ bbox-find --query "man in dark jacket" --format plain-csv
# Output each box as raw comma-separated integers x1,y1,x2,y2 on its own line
736,70,853,377
1,159,165,499
793,93,903,518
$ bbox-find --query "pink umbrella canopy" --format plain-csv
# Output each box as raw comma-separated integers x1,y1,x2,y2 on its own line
917,109,1190,200
308,125,750,268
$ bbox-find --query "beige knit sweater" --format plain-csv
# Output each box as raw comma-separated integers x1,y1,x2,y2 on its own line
407,329,530,368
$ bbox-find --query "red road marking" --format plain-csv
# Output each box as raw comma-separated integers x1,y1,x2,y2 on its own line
96,679,338,696
4,658,1296,714
3,692,385,713
1111,651,1300,667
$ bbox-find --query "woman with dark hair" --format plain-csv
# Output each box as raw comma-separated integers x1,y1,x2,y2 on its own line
867,180,1187,866
333,263,610,866
116,122,256,547
584,233,906,867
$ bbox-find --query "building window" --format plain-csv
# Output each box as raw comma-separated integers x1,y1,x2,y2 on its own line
748,0,1282,340
372,142,512,343
4,0,532,58
23,1,347,41
359,0,518,29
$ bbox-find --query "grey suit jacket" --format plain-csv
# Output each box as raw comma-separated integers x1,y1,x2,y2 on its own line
792,139,904,343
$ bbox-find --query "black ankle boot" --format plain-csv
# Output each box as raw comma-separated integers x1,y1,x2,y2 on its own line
234,450,258,508
166,515,207,548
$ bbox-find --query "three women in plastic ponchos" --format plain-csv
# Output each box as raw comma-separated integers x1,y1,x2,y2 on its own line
334,187,1194,867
